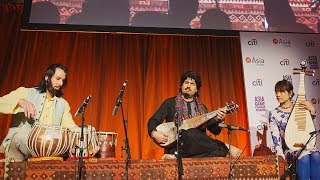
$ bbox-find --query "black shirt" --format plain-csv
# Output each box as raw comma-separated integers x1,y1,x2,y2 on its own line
147,96,222,137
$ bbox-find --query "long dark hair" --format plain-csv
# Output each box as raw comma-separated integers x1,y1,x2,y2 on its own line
179,70,202,97
275,79,295,99
35,64,68,97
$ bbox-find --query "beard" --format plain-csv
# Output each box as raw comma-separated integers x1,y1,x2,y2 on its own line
182,92,192,99
182,87,194,99
46,80,62,97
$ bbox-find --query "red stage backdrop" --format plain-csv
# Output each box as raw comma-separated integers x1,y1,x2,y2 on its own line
0,3,250,160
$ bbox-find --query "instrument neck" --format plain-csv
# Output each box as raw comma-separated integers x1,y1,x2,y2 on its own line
298,73,306,95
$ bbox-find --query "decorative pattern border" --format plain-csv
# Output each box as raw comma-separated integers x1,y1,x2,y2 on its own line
1,155,286,179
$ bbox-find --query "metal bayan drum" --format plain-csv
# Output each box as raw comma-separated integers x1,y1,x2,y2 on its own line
96,132,117,158
27,123,70,157
69,125,99,157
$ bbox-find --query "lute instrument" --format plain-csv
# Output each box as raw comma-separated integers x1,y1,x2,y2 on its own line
284,60,316,150
156,102,239,147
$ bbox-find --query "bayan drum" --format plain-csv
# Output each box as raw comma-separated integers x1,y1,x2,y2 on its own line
96,132,117,158
69,125,99,157
27,123,70,157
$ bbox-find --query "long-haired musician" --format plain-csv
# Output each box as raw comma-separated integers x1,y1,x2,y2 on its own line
269,79,320,180
147,70,229,158
0,64,77,162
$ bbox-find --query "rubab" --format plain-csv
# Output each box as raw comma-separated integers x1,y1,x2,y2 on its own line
284,60,316,150
156,102,239,147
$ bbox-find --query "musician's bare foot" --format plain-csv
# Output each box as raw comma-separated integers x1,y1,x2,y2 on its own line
161,154,176,159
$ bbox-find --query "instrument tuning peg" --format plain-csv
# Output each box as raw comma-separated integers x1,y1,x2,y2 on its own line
293,68,302,71
305,70,314,72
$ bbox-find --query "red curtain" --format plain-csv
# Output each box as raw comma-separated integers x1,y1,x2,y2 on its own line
0,3,250,160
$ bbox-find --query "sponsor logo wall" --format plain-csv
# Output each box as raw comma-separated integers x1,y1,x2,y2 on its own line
240,32,320,155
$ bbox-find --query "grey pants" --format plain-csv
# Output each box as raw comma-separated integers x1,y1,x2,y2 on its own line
7,123,32,162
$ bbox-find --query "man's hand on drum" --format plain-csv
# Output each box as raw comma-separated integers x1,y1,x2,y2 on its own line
151,130,168,144
18,99,36,118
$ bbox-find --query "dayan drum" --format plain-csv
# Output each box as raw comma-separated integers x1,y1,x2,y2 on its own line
27,123,70,157
69,125,99,157
96,132,117,158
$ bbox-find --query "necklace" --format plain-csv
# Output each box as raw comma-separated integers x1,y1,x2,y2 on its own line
280,103,292,109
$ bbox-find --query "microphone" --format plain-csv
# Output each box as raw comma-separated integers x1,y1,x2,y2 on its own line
309,130,320,136
74,95,92,117
112,80,128,116
218,123,250,132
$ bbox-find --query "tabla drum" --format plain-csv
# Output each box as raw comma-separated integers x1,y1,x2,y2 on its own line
96,132,117,158
27,123,70,157
69,125,99,157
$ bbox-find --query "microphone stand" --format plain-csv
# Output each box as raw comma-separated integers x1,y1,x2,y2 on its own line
280,131,319,180
120,103,131,180
227,128,233,180
77,113,86,180
174,114,183,180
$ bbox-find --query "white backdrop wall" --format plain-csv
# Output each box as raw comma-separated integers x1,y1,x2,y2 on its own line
240,32,320,155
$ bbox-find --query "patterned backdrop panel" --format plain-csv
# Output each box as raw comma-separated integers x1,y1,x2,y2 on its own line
1,155,286,179
31,0,319,32
29,0,320,32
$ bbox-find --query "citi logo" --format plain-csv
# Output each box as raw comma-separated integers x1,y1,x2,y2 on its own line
305,40,315,47
252,79,263,86
312,79,320,86
256,124,268,131
280,59,290,66
248,39,258,45
311,98,320,104
245,57,264,65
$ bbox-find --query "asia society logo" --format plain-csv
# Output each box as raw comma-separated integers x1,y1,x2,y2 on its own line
245,57,264,66
311,98,320,104
308,56,319,69
273,39,278,44
312,79,320,86
305,40,315,47
248,39,258,45
255,96,266,111
273,38,291,47
252,79,263,86
280,59,290,66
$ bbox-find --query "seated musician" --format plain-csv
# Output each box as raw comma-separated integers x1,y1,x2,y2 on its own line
269,80,320,180
147,71,229,158
0,64,77,162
